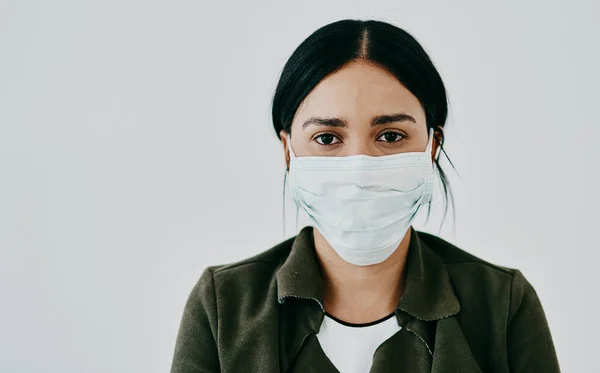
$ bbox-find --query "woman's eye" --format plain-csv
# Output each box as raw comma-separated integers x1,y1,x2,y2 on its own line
314,132,404,145
377,132,404,143
314,133,340,145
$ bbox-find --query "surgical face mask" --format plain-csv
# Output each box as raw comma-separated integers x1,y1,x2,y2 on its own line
286,127,435,266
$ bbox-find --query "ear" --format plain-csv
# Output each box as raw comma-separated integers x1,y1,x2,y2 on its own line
279,129,290,170
431,125,444,163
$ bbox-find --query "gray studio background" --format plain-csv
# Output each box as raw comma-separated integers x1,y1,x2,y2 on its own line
1,0,598,372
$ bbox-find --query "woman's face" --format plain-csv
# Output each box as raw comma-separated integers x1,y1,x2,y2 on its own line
280,61,439,166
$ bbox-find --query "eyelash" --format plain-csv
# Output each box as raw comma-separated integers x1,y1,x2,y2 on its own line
313,131,406,146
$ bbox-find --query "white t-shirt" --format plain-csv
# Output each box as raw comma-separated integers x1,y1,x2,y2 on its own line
316,311,402,373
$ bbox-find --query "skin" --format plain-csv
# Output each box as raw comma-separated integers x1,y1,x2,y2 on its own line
279,60,443,324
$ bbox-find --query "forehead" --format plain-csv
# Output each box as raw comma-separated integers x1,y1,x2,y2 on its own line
293,61,425,125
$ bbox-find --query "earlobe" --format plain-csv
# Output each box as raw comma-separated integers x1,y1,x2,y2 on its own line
279,129,291,170
435,125,444,141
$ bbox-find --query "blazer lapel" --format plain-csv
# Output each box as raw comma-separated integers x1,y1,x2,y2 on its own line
431,316,483,373
369,327,433,372
286,333,341,373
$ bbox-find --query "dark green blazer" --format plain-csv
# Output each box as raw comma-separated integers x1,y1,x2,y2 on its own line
170,225,560,372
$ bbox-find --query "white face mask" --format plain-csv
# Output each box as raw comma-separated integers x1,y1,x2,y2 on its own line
286,127,435,266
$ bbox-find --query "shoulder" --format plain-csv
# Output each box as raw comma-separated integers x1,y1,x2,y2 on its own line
416,229,519,279
416,229,536,322
207,235,294,279
189,236,295,307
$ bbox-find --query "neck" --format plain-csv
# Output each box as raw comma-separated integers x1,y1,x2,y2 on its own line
312,226,411,324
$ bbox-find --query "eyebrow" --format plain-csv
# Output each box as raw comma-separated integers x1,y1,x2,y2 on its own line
301,113,416,129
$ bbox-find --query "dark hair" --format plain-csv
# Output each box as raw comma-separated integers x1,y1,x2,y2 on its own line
271,18,457,229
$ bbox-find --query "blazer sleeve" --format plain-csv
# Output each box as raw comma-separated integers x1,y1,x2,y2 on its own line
170,267,220,373
506,270,560,372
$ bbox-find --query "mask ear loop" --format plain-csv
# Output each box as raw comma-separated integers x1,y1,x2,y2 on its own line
295,200,299,234
421,127,437,229
287,134,300,235
282,168,287,240
426,126,434,155
283,133,300,239
435,131,441,162
282,168,300,239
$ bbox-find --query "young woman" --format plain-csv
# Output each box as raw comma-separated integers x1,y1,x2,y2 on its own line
170,19,560,373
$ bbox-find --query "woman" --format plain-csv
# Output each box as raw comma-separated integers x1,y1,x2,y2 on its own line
170,19,560,372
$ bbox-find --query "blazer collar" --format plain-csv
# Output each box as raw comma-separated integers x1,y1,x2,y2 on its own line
276,225,460,322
